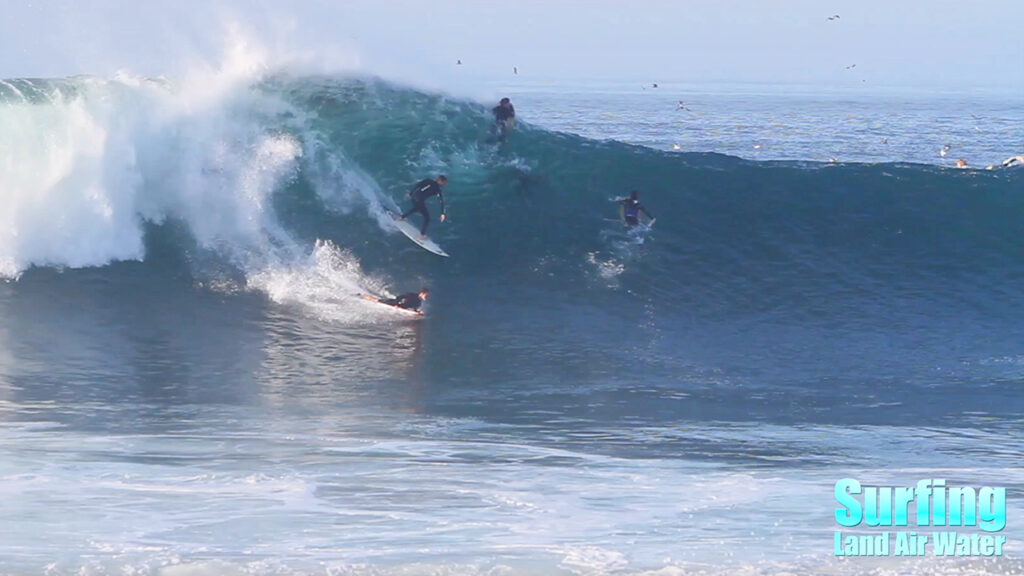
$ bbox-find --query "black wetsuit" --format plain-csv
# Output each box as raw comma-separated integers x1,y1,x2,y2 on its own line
401,178,446,235
493,104,515,123
619,198,652,227
492,103,516,141
379,293,423,311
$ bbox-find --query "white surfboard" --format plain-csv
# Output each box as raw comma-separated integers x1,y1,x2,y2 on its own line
386,211,450,257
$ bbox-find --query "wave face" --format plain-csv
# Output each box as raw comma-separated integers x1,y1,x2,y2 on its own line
3,72,1024,576
2,73,1023,335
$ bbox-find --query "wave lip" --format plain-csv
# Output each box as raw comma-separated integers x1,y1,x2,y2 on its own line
0,71,308,280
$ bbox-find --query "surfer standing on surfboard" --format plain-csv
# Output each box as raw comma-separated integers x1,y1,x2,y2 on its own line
618,191,654,228
399,175,447,239
492,98,516,142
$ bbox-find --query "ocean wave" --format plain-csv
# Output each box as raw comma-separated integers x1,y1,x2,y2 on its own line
2,73,1021,321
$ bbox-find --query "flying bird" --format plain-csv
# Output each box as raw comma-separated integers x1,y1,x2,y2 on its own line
513,66,518,75
457,59,462,65
827,14,840,21
845,64,857,70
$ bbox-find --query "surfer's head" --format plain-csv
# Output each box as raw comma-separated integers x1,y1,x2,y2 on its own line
499,97,510,106
629,190,638,200
437,175,448,186
419,288,430,300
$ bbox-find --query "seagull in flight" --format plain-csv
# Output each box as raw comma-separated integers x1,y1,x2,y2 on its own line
677,100,689,111
845,64,857,70
827,14,840,21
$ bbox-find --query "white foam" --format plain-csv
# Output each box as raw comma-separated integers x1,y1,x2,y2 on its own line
0,28,405,325
0,32,300,277
247,239,399,324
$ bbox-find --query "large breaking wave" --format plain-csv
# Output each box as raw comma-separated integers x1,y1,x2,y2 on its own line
1,68,1022,326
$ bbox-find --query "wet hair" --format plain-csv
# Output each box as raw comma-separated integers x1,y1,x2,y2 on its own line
630,190,638,200
437,175,448,183
420,288,430,295
500,98,510,104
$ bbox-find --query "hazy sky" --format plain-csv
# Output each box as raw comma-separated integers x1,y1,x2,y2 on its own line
2,0,1022,93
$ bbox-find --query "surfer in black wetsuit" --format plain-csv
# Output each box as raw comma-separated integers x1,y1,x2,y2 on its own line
618,191,653,228
492,98,515,142
399,175,447,237
1000,155,1024,168
985,155,1024,170
379,288,429,311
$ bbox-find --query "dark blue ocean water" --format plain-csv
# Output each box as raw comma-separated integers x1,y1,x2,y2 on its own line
0,73,1022,575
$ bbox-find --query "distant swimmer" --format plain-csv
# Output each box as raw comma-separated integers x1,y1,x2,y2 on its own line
988,155,1024,169
955,159,968,168
940,144,951,157
677,100,689,111
375,288,429,312
399,175,448,238
618,191,654,228
492,97,516,142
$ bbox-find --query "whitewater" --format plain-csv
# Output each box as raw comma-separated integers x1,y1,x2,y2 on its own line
1,45,1023,576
